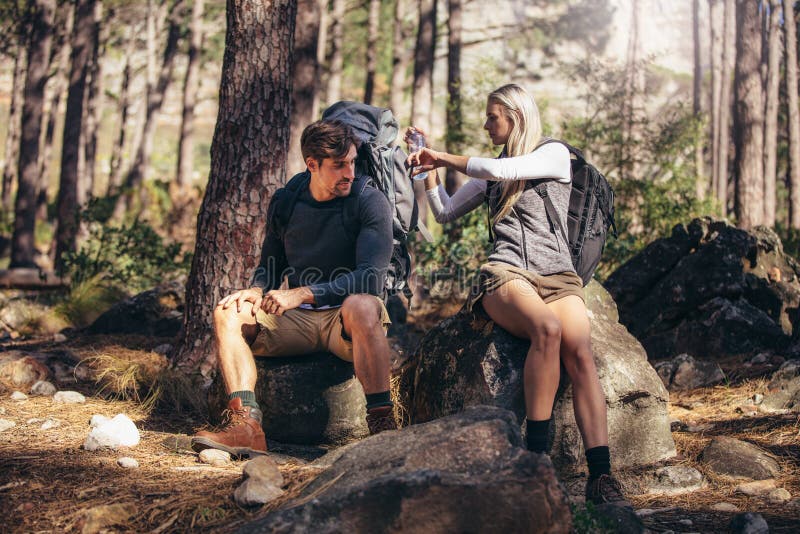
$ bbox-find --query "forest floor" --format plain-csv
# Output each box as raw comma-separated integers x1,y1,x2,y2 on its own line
1,323,799,532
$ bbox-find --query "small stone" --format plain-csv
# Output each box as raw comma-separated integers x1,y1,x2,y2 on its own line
670,419,686,432
10,391,28,401
53,391,86,404
0,407,5,415
0,419,16,432
242,456,284,487
751,353,768,365
736,405,759,416
687,423,713,432
735,479,777,496
752,394,764,405
712,503,740,512
648,466,705,495
729,512,769,534
30,380,57,396
153,344,172,355
117,457,139,469
83,414,140,451
73,365,91,380
233,479,284,507
52,333,67,343
198,449,232,467
41,419,61,430
81,503,135,534
26,418,43,424
766,488,791,503
679,519,693,526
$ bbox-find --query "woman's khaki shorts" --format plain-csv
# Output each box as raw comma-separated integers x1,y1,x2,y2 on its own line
249,296,391,362
466,261,584,312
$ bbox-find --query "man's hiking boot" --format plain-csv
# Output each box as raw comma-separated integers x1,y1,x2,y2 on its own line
585,474,632,507
191,398,267,458
366,405,397,435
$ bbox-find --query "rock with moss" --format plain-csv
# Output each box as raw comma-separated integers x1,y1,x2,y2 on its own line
87,280,185,337
396,281,675,470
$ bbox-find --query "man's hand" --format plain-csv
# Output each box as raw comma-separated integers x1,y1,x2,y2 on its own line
261,286,314,316
218,287,264,316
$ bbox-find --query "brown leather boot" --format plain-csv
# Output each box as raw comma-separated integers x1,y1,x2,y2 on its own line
366,405,397,435
191,397,267,458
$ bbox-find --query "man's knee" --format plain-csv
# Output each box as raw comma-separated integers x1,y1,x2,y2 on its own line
341,295,381,330
214,304,253,335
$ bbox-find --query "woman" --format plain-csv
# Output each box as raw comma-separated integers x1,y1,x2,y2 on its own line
406,84,628,507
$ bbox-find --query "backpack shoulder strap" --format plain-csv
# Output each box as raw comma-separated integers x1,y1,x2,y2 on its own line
534,182,569,246
341,174,372,241
272,171,311,238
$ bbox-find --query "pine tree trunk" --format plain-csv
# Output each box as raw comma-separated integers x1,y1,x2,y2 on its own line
786,0,800,228
717,0,735,213
390,0,408,118
733,0,764,230
709,0,722,202
10,0,54,268
108,26,135,196
326,0,345,104
445,0,463,196
412,0,436,224
38,1,74,224
172,0,298,382
54,0,96,270
364,0,380,105
176,0,205,190
693,0,705,200
762,0,782,227
2,43,27,212
315,0,327,114
82,0,106,199
287,0,321,176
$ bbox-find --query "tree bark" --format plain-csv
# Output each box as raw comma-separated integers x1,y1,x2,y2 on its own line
326,0,345,104
176,0,205,190
390,0,409,118
172,0,298,383
115,0,180,219
82,0,106,199
2,42,27,212
445,0,463,196
364,0,380,105
412,0,436,224
693,0,705,200
733,0,764,230
717,0,735,213
10,0,54,269
287,0,320,176
762,0,782,227
108,26,136,196
709,0,722,202
54,0,96,270
786,0,800,229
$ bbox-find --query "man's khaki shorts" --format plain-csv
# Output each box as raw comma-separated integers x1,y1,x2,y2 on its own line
466,261,584,312
249,296,391,362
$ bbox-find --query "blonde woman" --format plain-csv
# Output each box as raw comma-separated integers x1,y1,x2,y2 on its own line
406,84,628,507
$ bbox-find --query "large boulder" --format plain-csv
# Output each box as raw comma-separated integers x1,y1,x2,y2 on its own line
605,218,800,360
397,281,675,470
238,406,572,534
208,353,368,445
0,351,52,392
87,280,184,337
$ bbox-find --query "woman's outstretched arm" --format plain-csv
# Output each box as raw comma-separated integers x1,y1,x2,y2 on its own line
426,178,486,224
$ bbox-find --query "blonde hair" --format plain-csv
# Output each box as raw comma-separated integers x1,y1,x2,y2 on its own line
488,84,542,224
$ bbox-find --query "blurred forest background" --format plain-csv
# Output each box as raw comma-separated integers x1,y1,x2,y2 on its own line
0,0,799,357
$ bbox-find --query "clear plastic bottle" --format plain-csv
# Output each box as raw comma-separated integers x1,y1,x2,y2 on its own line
408,131,428,181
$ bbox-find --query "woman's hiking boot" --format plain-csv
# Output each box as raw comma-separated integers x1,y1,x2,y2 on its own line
366,405,397,435
191,397,267,458
585,474,631,507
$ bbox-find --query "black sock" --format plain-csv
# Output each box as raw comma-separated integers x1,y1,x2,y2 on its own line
525,419,551,453
365,391,392,410
229,390,259,409
586,446,611,480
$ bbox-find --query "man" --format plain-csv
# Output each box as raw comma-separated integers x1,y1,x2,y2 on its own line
192,120,396,458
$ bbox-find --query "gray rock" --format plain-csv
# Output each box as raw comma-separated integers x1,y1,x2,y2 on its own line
655,354,725,391
87,280,185,336
606,219,799,361
53,391,85,404
0,351,51,391
233,479,284,507
0,419,16,432
766,488,791,503
648,466,705,495
198,449,232,467
208,352,368,445
237,406,572,534
761,359,800,412
712,503,740,512
701,437,781,480
153,344,173,355
117,457,139,469
398,281,676,470
83,414,140,451
729,512,769,534
243,456,283,487
734,479,776,496
30,380,57,396
10,391,27,401
40,418,61,430
751,353,769,364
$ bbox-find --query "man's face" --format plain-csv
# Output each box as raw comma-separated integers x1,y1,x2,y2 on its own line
308,144,357,200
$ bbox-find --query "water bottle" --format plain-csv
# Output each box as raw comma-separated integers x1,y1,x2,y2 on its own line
408,131,428,181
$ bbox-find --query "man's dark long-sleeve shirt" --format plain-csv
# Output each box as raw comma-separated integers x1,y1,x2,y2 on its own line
251,181,392,307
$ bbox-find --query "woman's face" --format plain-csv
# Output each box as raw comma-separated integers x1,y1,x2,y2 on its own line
483,101,513,146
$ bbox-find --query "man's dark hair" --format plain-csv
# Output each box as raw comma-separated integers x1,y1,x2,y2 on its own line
300,120,358,164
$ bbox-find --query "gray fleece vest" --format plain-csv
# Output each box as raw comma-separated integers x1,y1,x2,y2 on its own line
487,178,575,276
